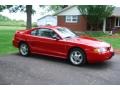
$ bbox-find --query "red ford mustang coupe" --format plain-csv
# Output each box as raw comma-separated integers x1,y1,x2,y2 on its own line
13,26,114,65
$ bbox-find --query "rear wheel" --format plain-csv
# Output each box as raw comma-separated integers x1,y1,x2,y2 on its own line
69,48,86,66
19,43,29,56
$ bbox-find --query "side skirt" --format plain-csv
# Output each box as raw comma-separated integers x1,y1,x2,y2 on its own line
31,51,67,60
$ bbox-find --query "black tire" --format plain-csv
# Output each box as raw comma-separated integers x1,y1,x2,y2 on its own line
68,48,86,66
19,42,30,56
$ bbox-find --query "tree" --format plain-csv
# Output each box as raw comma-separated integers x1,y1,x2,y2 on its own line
0,5,13,12
9,5,34,29
0,14,11,21
40,5,68,13
77,5,114,31
0,6,7,12
0,5,33,29
26,5,32,29
48,5,68,12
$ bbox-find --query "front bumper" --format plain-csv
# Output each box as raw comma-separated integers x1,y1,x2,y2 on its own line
87,51,114,64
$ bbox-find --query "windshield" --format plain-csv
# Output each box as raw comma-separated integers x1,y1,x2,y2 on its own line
56,27,77,38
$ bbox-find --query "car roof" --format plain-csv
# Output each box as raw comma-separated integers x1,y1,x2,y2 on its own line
35,26,62,30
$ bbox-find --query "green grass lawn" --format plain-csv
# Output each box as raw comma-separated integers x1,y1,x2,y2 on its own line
0,26,25,55
0,26,120,55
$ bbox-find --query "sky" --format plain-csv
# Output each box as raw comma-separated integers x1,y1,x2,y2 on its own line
0,5,54,22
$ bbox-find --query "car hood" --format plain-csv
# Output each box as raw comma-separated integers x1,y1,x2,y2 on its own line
65,36,110,48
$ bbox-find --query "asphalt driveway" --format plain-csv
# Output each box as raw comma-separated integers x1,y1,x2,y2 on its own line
0,53,120,85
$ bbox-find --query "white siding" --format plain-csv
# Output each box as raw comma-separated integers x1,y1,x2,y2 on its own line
57,6,81,16
37,16,57,26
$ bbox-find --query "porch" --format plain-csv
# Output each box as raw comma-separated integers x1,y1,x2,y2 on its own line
106,16,120,34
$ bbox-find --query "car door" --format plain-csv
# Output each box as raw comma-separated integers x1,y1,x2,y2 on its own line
28,28,67,58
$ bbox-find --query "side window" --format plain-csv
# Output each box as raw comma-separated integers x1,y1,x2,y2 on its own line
35,28,58,39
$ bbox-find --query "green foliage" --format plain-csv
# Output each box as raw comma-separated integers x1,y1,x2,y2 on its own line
0,5,13,12
0,14,11,21
77,5,114,30
8,5,26,12
32,22,37,27
0,21,26,27
40,5,68,12
9,5,35,14
0,14,26,26
0,14,37,27
0,6,6,12
48,5,68,12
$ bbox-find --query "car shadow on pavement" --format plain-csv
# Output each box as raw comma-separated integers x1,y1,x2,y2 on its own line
15,53,67,64
14,53,112,70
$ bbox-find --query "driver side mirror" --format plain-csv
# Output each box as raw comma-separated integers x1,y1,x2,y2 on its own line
52,34,60,40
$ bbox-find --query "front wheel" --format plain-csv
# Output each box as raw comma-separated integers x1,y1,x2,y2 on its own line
69,48,86,66
19,43,30,56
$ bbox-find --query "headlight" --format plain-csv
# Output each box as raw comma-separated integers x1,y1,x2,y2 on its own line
99,48,107,52
94,47,107,53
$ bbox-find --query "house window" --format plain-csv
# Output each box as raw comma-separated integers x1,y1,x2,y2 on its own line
115,17,120,27
65,15,78,23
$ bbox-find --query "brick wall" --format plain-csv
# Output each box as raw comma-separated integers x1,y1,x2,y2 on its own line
57,15,87,31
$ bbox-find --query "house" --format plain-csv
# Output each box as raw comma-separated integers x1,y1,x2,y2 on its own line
54,5,120,33
37,15,57,26
54,6,87,31
106,7,120,33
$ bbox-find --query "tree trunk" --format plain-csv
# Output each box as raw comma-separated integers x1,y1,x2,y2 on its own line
26,5,32,29
103,18,106,33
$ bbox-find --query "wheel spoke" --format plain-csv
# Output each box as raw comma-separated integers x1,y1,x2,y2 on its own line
74,52,78,56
